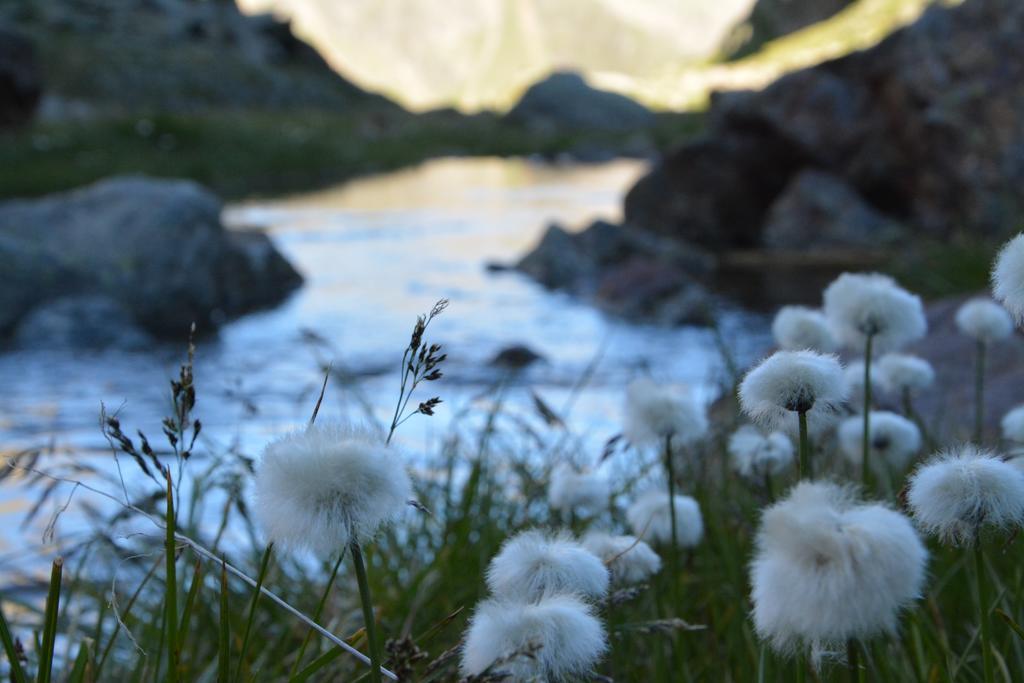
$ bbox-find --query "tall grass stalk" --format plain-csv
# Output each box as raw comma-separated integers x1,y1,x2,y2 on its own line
37,557,63,683
862,333,875,489
974,540,995,683
664,433,680,609
798,411,810,478
0,597,28,683
974,340,986,443
350,541,383,683
288,551,347,681
236,544,274,682
164,474,179,683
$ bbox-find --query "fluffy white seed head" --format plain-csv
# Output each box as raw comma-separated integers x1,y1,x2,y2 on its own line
728,425,795,480
838,412,922,474
738,350,848,434
581,531,662,585
991,233,1024,324
254,423,411,557
823,272,927,353
955,298,1013,343
771,306,838,353
626,490,703,548
486,530,610,602
547,464,609,518
875,353,935,395
1001,405,1024,443
460,595,607,680
907,446,1024,545
751,482,927,661
623,377,708,448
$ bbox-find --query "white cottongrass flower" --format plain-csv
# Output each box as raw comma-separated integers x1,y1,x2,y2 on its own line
728,426,794,480
838,411,921,473
771,306,838,352
907,446,1024,545
955,298,1013,343
823,272,927,353
751,482,927,661
581,531,662,585
623,377,708,447
487,530,609,602
876,353,935,395
738,350,847,433
254,423,411,556
460,594,606,680
626,490,703,548
991,233,1024,324
1001,405,1024,443
547,464,609,518
843,359,890,409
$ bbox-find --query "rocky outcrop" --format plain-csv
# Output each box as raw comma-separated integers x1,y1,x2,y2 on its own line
515,219,717,325
0,25,41,126
625,0,1024,255
723,0,853,59
0,176,302,342
506,71,654,133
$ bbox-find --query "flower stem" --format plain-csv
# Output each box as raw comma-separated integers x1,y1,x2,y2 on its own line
846,639,861,683
664,433,680,609
350,541,383,683
862,334,874,490
975,340,986,443
974,541,995,683
798,411,810,479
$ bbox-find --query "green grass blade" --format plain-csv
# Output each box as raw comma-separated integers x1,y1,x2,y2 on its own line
996,609,1024,643
291,647,345,683
67,643,90,683
164,474,179,683
218,560,230,683
0,596,29,683
36,557,63,683
176,559,203,648
94,555,162,678
234,544,273,682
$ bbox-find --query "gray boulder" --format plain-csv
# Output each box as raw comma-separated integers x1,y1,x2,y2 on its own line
0,176,302,339
13,295,153,350
762,170,906,250
505,71,654,133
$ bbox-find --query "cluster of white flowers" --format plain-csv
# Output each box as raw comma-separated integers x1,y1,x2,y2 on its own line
623,377,708,448
728,426,794,480
547,464,609,518
907,446,1024,546
992,233,1024,323
838,411,922,474
462,530,609,678
626,490,703,548
738,350,848,434
875,353,935,396
581,531,662,585
254,423,411,557
750,482,927,663
771,306,838,353
823,273,927,353
955,298,1014,343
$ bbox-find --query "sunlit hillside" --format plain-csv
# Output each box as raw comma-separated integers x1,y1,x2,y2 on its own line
240,0,938,112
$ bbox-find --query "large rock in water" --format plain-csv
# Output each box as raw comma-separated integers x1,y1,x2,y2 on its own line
625,0,1024,253
0,176,302,340
0,25,42,127
505,71,655,133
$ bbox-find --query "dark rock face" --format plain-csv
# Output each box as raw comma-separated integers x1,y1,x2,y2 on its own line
761,170,906,250
0,25,41,127
505,71,655,133
0,176,303,341
625,0,1024,253
514,219,715,325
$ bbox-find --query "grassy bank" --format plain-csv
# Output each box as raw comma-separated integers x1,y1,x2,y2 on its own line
0,110,703,201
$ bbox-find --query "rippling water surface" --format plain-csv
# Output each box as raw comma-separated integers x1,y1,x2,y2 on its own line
0,157,771,567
